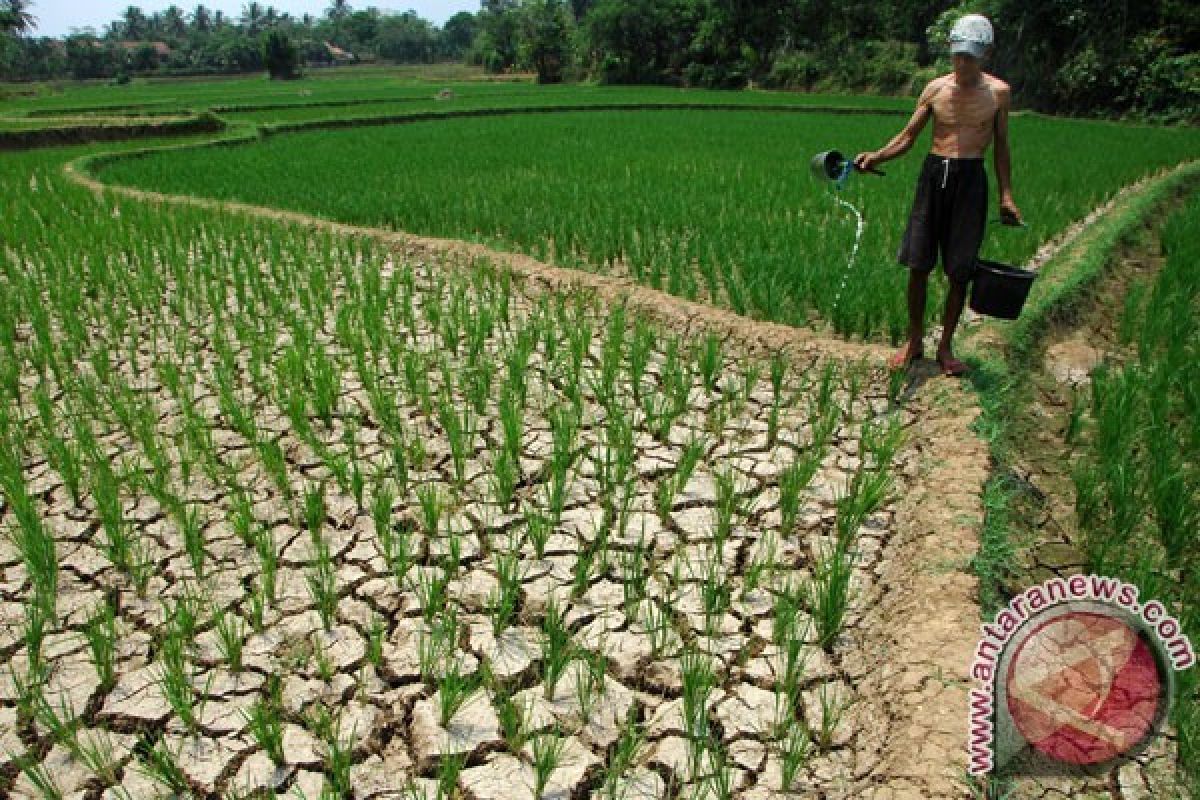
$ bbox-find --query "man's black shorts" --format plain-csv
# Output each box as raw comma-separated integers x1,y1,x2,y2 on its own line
897,154,987,285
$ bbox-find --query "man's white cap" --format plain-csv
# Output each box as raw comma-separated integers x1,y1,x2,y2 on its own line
949,14,993,59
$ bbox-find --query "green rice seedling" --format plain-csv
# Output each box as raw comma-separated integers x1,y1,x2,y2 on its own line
437,396,472,490
531,730,567,799
491,446,519,509
778,718,813,791
258,438,294,507
323,721,356,797
835,468,894,549
42,430,84,507
214,608,246,672
84,599,118,693
243,680,286,765
391,438,411,496
808,540,855,652
74,727,122,787
489,549,521,635
743,532,778,594
417,483,443,537
17,754,63,800
498,384,525,463
444,531,464,580
135,736,190,795
642,599,674,659
601,707,646,799
695,333,723,394
706,740,735,800
418,603,459,681
571,541,597,600
769,351,788,403
626,318,655,404
779,455,819,538
680,648,716,779
307,530,338,632
23,600,48,679
437,753,465,800
254,526,279,605
544,406,580,526
415,567,451,626
621,537,650,618
541,599,574,700
3,469,58,618
654,436,705,523
367,615,386,668
229,487,256,546
577,650,608,724
304,483,327,537
157,626,201,734
526,510,552,560
713,466,740,550
179,502,207,578
309,343,341,429
494,688,529,752
701,557,732,637
438,660,477,727
815,683,849,750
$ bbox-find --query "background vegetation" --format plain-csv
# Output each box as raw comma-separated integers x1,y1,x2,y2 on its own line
2,0,1196,120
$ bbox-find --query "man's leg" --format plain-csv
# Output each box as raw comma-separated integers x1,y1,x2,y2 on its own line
937,278,969,375
891,268,929,367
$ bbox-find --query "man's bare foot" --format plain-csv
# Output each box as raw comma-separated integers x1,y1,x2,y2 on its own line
937,351,968,376
889,341,924,370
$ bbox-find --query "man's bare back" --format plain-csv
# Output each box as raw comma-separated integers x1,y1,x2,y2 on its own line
922,72,1011,159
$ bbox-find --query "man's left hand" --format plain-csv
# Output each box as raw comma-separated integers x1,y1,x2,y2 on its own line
999,198,1023,226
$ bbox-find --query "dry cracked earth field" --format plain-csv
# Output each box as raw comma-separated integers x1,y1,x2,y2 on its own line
0,166,989,800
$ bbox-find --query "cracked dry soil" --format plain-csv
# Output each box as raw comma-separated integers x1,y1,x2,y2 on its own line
1,157,992,799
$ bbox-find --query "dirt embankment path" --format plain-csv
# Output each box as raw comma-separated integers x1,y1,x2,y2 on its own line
65,154,991,798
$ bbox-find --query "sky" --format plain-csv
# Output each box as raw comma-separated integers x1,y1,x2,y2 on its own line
27,0,479,38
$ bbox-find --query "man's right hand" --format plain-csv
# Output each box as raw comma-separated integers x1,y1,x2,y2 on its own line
854,152,879,172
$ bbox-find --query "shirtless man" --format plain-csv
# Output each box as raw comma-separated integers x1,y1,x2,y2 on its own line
855,14,1022,376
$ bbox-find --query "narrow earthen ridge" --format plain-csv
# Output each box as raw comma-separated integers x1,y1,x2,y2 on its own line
856,374,989,799
63,151,989,798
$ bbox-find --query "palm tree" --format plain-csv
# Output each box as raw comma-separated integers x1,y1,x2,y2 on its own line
241,1,265,34
161,5,187,38
192,5,212,33
0,0,36,36
121,5,148,39
326,0,351,22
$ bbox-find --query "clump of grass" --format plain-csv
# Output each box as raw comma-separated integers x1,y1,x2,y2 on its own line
488,548,521,635
244,675,285,765
808,540,855,652
679,648,715,778
530,731,567,799
541,599,574,700
437,661,477,728
778,717,812,791
213,607,245,672
83,598,118,692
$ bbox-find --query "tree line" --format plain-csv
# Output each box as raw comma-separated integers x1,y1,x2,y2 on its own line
1,0,1196,120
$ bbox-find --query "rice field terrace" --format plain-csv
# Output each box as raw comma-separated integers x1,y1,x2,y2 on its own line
0,72,1196,800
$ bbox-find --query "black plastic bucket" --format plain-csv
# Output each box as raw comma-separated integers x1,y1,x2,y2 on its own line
969,259,1036,320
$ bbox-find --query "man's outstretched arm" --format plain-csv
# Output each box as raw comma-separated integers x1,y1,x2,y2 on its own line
855,81,936,171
